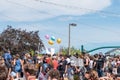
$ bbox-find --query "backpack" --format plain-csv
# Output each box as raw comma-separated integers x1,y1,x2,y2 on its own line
3,53,12,68
3,53,10,60
5,59,11,68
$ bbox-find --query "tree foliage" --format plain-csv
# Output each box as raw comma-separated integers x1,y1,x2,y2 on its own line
60,46,81,55
0,26,45,55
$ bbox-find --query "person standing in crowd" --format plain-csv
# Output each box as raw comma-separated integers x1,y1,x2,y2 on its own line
0,65,8,80
0,56,5,66
27,55,33,64
117,58,120,76
3,50,12,79
66,55,71,64
3,50,12,66
9,56,17,80
42,57,49,75
90,70,99,80
84,70,99,80
74,66,80,80
36,56,43,78
73,53,82,80
84,71,91,80
46,54,51,64
52,55,58,70
58,55,67,80
79,54,86,80
89,56,94,70
23,63,38,80
47,69,60,80
94,53,105,77
14,54,23,79
83,53,90,72
33,53,38,64
66,63,74,80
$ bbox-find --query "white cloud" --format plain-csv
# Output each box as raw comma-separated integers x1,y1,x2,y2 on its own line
0,0,111,22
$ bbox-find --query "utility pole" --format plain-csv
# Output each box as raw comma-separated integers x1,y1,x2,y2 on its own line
68,23,77,55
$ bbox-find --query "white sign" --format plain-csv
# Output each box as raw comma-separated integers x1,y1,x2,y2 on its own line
70,56,84,67
46,48,55,55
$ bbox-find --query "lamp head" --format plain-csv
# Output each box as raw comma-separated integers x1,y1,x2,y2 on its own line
69,23,77,26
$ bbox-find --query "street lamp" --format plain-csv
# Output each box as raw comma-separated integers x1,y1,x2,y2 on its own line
68,23,77,55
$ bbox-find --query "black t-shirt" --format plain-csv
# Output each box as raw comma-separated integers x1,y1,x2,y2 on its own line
117,66,120,74
58,60,67,71
96,58,105,69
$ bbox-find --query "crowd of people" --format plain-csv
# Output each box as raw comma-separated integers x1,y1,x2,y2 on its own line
0,50,120,80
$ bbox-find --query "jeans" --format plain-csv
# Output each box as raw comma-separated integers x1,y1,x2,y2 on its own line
97,69,104,77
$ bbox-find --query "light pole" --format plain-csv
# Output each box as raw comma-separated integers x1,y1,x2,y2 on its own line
68,23,77,55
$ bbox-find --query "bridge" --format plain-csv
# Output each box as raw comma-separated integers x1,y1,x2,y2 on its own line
81,45,120,53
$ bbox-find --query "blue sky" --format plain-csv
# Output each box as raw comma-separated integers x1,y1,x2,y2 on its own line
0,0,120,54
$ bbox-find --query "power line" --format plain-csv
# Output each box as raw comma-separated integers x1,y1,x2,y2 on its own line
5,0,53,15
1,0,120,36
0,11,18,21
35,0,120,17
6,0,120,17
0,0,54,21
78,22,120,36
2,0,120,21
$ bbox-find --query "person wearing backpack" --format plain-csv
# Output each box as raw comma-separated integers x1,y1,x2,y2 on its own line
14,54,23,79
3,50,12,68
3,50,12,79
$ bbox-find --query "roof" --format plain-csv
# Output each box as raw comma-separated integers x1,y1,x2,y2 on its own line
105,48,120,56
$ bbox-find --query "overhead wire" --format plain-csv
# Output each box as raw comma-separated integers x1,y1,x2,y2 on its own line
78,22,120,36
2,0,120,20
4,0,120,18
34,0,120,37
0,11,19,21
35,0,120,17
1,0,120,37
0,0,53,21
5,0,53,15
1,0,120,49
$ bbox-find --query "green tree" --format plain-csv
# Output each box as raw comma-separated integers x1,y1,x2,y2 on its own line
0,26,45,55
61,46,81,55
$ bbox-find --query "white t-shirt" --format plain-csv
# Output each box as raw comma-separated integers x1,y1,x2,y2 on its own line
89,60,93,69
66,58,70,64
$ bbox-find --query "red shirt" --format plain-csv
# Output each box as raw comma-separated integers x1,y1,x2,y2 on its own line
46,57,51,64
52,59,58,70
